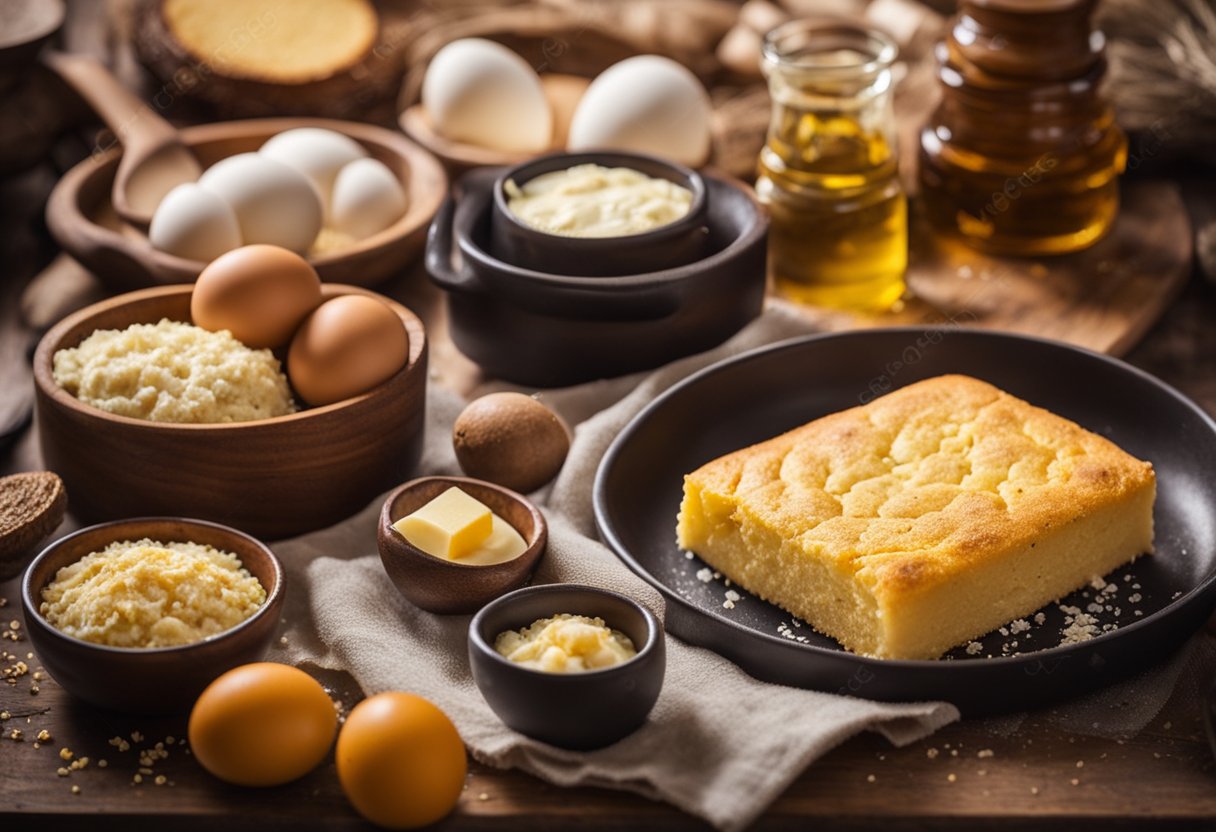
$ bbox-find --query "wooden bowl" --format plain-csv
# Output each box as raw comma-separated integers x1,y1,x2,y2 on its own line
32,284,427,539
45,117,447,292
377,476,546,615
468,583,665,750
21,517,284,713
399,73,589,177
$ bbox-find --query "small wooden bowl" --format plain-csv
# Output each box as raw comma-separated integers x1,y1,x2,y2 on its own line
377,476,546,615
399,73,589,177
21,517,284,713
45,117,447,292
33,284,427,539
468,584,665,750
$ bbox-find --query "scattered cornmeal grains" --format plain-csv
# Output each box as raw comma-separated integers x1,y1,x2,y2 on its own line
866,774,876,783
1031,787,1040,795
71,785,80,795
926,748,939,759
977,749,994,758
947,773,957,782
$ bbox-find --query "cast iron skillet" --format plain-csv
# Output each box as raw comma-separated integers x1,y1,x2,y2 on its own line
594,328,1216,715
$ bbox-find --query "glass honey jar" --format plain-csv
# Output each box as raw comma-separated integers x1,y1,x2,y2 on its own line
756,20,907,313
918,0,1127,255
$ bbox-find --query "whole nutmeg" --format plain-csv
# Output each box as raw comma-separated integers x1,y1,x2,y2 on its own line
452,393,570,493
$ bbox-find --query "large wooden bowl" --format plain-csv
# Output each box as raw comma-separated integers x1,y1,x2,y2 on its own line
45,118,447,292
32,284,427,540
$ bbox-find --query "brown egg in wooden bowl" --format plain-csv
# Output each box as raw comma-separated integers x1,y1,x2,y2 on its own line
32,283,427,540
377,476,547,615
45,118,446,292
21,517,284,713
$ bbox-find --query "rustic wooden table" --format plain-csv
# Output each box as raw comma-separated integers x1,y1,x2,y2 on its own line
4,5,1216,831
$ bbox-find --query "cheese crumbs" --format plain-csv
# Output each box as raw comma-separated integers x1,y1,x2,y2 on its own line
40,539,266,648
494,614,637,673
52,319,296,423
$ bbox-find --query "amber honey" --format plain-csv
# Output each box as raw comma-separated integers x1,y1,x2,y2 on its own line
756,23,907,313
918,0,1127,255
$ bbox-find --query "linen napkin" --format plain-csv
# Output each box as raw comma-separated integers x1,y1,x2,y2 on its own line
268,304,959,832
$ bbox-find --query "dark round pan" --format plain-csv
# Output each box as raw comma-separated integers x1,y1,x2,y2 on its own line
594,328,1216,715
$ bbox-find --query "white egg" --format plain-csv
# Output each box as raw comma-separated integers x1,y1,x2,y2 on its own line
567,55,712,167
259,128,368,217
422,38,552,154
198,153,323,254
329,158,409,241
149,183,242,262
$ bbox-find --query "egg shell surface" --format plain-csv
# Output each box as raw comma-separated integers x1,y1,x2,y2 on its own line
187,662,338,788
287,294,409,406
567,55,712,167
329,157,409,241
149,182,242,262
422,38,552,154
191,244,323,349
198,152,324,254
336,692,467,830
259,127,368,218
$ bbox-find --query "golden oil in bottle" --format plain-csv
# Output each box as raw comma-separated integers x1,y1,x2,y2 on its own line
918,0,1127,255
756,21,907,313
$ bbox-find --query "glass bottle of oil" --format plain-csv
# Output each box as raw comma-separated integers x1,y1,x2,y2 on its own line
918,0,1127,255
756,21,907,313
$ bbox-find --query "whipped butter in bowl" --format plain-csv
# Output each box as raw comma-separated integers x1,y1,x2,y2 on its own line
490,150,708,277
504,164,693,238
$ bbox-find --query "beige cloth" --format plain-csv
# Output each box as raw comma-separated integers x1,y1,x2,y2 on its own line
267,305,959,832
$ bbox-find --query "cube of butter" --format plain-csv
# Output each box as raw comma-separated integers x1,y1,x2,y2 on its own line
392,487,493,560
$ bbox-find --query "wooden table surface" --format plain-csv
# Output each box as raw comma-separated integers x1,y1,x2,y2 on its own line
4,4,1216,831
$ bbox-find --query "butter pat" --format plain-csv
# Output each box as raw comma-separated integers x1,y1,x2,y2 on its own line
393,487,492,560
392,486,529,565
494,614,638,673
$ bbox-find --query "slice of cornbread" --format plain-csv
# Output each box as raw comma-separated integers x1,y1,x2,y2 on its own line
676,375,1155,660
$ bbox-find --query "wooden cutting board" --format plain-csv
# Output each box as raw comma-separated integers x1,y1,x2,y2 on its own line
785,179,1194,358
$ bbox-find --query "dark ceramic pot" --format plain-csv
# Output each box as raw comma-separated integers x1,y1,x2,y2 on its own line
490,151,709,277
426,165,768,388
22,517,284,714
469,584,665,750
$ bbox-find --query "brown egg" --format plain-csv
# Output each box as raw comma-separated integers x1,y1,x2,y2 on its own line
336,692,466,829
288,295,409,406
188,662,338,787
191,244,323,349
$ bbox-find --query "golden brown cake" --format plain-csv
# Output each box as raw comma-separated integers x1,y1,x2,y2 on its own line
676,375,1156,660
161,0,378,84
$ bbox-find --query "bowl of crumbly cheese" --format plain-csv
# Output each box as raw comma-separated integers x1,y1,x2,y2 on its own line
468,584,665,750
32,284,428,538
21,517,284,713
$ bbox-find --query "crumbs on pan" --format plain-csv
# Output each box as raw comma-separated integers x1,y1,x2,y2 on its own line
674,554,1157,658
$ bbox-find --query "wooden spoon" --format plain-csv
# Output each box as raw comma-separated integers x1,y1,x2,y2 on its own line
41,50,200,230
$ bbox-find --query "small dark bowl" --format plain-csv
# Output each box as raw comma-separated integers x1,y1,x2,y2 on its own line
21,517,284,714
427,167,767,387
377,476,547,615
468,584,665,750
491,151,708,277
